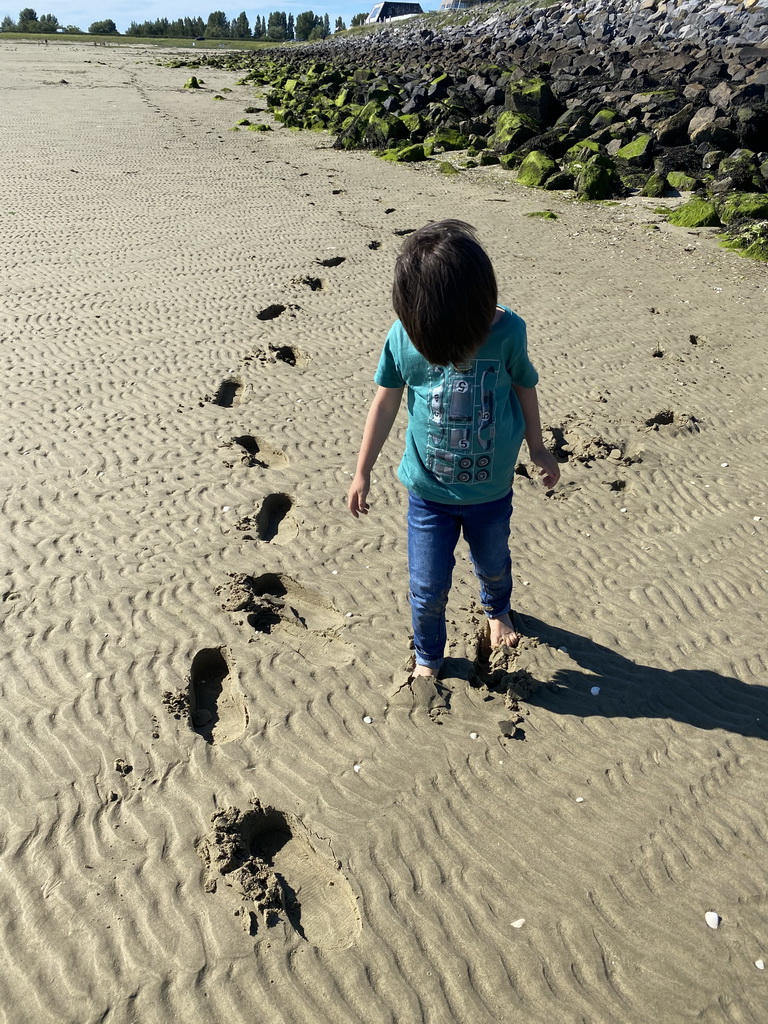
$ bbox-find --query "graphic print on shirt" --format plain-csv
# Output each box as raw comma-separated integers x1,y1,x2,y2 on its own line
425,359,500,484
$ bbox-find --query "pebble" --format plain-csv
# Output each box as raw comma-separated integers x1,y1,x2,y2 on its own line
469,732,478,740
557,646,568,653
363,715,372,724
346,612,353,617
721,462,729,468
620,507,628,513
591,686,601,695
222,506,230,512
353,764,361,773
705,911,720,929
756,959,765,970
755,516,762,521
575,797,585,803
511,918,525,929
331,570,338,575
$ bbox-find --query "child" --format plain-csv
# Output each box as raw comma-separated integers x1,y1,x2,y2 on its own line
348,220,559,679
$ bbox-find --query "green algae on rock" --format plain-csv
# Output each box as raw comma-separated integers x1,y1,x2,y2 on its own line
517,150,557,187
668,199,721,228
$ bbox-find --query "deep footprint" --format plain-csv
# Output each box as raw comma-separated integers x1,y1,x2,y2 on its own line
188,647,247,744
237,494,294,543
316,255,346,268
219,571,339,634
257,303,286,321
200,799,361,949
213,378,243,408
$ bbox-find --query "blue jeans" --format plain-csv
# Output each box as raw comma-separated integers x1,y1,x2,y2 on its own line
407,490,513,671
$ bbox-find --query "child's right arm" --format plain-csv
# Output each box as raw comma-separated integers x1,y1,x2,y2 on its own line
347,385,405,518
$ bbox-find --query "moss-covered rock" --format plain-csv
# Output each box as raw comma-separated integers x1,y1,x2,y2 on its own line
525,210,558,220
544,171,575,191
717,149,763,191
184,76,201,89
717,192,768,226
489,111,537,154
563,139,602,166
517,150,558,187
616,133,654,165
505,77,563,127
668,199,721,228
576,160,619,200
380,143,427,162
641,172,668,198
667,170,700,192
478,151,500,166
498,153,520,170
439,161,460,175
719,221,768,261
424,128,469,153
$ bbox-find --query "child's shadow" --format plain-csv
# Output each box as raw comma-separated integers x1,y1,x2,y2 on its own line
516,615,768,742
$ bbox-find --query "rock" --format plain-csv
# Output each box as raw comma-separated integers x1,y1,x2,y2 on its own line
656,104,694,145
641,171,668,196
381,143,427,162
718,149,763,190
668,198,721,227
667,169,701,190
184,76,201,89
717,191,768,225
505,76,563,126
438,160,460,174
517,149,558,186
489,111,537,153
576,158,620,199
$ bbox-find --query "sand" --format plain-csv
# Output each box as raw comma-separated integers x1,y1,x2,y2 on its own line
1,40,767,1024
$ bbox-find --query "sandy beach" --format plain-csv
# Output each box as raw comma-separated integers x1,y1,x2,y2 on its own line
1,40,767,1024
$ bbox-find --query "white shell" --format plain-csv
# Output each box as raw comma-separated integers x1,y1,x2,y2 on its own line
575,797,584,803
591,686,601,696
469,732,478,740
705,911,720,929
222,506,230,512
511,918,525,929
353,764,361,773
755,960,765,970
362,716,372,724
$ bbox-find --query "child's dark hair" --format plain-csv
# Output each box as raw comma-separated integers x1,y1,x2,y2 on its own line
392,219,498,366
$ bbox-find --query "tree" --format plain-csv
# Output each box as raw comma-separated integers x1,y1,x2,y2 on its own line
37,12,57,30
335,16,346,32
17,7,38,29
1,15,17,29
294,9,318,40
286,12,294,39
231,10,250,37
350,12,367,26
62,24,82,32
323,12,330,34
89,18,117,33
205,10,228,37
266,10,286,40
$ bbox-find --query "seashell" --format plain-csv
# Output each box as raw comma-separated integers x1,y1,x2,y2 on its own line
705,911,720,929
353,764,361,773
511,918,525,929
755,959,765,969
363,716,372,724
575,797,584,803
469,732,478,740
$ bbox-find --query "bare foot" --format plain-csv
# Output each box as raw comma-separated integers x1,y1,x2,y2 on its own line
488,613,520,649
413,664,438,678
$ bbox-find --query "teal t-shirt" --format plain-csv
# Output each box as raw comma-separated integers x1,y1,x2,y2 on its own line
374,306,539,505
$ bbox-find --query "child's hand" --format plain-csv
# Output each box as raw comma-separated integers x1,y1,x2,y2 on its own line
348,472,371,518
530,447,561,489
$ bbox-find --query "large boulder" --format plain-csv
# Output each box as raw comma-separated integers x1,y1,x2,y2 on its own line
505,77,564,128
668,199,721,227
517,149,558,187
489,111,538,154
717,192,768,226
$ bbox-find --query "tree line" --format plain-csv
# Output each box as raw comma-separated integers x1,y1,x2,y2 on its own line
0,6,369,37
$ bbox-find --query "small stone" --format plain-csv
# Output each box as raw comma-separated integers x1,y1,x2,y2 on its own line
523,580,530,586
222,506,230,512
353,764,361,773
620,507,628,513
363,716,372,724
346,612,353,617
756,959,765,969
331,570,338,575
754,517,761,521
575,797,584,803
511,918,525,928
721,462,729,467
705,911,720,929
591,686,601,695
469,732,478,740
557,647,568,653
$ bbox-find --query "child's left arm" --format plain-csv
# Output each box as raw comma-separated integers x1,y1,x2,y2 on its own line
513,385,560,489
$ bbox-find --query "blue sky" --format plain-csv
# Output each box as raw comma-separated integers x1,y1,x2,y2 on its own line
1,0,436,32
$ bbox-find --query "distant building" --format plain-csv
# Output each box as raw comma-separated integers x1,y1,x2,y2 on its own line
366,1,424,24
438,0,486,9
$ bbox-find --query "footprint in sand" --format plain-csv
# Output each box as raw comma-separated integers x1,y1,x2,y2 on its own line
252,343,305,367
237,493,296,544
200,799,361,949
219,571,339,634
256,303,286,321
188,647,248,744
644,410,702,435
211,378,243,408
227,435,288,469
316,255,346,268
